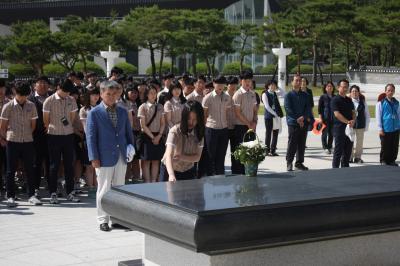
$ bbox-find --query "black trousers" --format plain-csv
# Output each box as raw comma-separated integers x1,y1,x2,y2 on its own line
332,130,353,168
205,127,229,176
196,143,211,178
33,135,49,190
160,163,197,181
228,128,236,170
0,145,6,190
286,125,308,165
321,121,334,150
380,130,399,164
47,134,75,195
264,118,278,153
6,142,35,198
232,125,250,175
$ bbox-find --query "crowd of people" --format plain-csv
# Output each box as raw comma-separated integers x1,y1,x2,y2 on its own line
0,66,399,231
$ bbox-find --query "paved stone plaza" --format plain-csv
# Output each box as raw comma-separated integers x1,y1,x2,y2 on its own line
0,117,390,266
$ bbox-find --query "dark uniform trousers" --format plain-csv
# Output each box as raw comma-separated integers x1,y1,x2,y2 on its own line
6,142,35,198
380,130,399,164
160,163,197,181
232,125,250,175
33,135,49,190
286,125,308,165
264,118,278,153
321,120,334,150
205,127,229,176
47,134,75,195
332,126,353,168
228,129,236,170
0,146,6,190
196,143,211,178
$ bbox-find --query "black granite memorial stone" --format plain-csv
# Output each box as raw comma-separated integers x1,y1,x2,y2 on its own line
103,166,400,254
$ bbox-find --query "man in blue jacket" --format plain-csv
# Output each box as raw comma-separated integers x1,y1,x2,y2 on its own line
376,84,400,166
86,80,134,231
284,74,311,171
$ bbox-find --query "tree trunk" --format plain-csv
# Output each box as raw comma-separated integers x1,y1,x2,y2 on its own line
346,40,350,69
329,42,333,82
297,46,301,74
158,44,165,80
205,57,212,76
149,44,156,78
317,62,324,84
82,56,87,73
171,54,176,73
211,57,216,77
312,42,317,87
384,46,388,67
191,53,197,75
240,36,248,73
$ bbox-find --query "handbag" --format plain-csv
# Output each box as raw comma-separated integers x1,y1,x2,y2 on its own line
135,106,158,152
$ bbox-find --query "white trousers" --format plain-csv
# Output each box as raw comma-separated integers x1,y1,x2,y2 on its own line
352,128,365,160
95,155,127,224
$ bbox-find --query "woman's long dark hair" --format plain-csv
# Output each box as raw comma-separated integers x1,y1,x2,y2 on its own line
166,80,186,104
322,81,336,95
261,80,277,103
180,100,204,142
82,88,100,110
143,84,158,103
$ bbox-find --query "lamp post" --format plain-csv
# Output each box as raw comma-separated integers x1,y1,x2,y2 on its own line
100,45,120,77
272,42,292,93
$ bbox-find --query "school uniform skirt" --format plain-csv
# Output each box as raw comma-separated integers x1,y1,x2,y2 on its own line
140,132,165,161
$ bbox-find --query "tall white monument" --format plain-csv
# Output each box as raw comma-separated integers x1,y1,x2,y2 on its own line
100,45,120,77
272,42,292,93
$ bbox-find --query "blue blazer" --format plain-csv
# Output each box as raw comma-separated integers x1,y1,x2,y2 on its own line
86,104,134,167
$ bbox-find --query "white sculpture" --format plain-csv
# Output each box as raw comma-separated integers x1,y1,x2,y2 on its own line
272,42,292,94
100,45,120,77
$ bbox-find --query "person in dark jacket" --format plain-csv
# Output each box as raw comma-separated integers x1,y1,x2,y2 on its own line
284,74,311,171
318,82,335,154
261,80,283,156
301,77,314,147
28,76,50,196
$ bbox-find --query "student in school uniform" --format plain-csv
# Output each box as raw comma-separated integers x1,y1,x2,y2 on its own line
160,100,205,181
43,79,80,204
202,75,232,176
0,79,9,195
138,85,165,183
186,75,206,104
157,73,174,105
0,81,39,207
231,71,258,174
226,76,239,167
164,81,186,130
182,77,195,99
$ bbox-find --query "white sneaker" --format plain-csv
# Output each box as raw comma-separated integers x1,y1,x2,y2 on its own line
29,195,43,206
7,197,17,208
67,192,81,203
49,193,59,204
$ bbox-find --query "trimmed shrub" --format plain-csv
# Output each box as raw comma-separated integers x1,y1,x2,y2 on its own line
43,62,67,76
8,64,35,76
190,62,217,75
222,61,252,75
146,63,178,75
290,64,313,74
114,62,138,74
259,64,277,75
322,64,346,73
74,61,105,75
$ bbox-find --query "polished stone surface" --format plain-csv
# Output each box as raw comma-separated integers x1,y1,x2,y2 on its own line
114,166,400,214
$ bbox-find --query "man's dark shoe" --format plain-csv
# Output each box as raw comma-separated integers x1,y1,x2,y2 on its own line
295,163,309,171
112,223,130,230
354,158,364,164
270,152,279,157
100,223,111,232
287,162,293,172
386,162,399,167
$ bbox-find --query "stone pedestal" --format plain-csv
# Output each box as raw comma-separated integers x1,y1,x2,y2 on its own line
103,166,400,265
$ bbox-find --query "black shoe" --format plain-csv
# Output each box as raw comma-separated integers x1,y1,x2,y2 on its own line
287,163,293,172
295,163,309,171
100,223,111,232
386,162,399,167
112,223,130,230
354,158,364,164
270,152,279,157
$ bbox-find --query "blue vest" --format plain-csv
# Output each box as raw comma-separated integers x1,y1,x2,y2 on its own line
381,98,400,133
354,100,366,129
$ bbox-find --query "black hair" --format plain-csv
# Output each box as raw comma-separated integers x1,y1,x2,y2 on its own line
301,76,309,85
76,72,84,80
57,78,75,93
350,85,360,92
82,88,100,109
322,81,336,95
125,84,139,104
0,79,6,88
385,83,395,91
196,75,207,83
337,79,349,87
143,84,158,103
262,80,278,96
110,66,123,76
166,81,186,104
180,100,205,142
15,81,31,96
67,71,77,78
